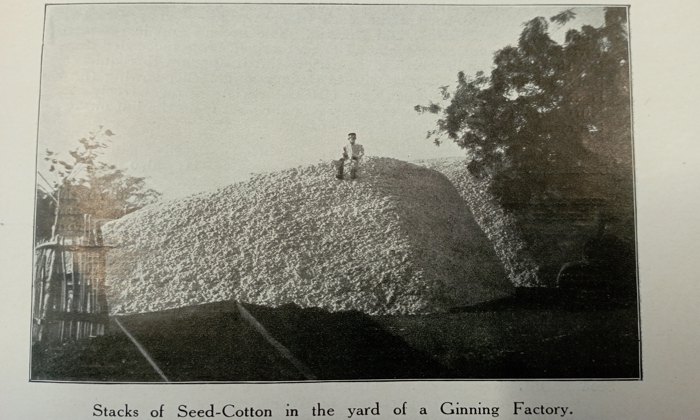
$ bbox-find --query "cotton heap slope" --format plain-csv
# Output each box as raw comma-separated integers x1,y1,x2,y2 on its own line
103,157,512,315
416,158,539,287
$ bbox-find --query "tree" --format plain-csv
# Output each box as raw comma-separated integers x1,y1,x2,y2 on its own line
35,127,161,242
416,8,632,214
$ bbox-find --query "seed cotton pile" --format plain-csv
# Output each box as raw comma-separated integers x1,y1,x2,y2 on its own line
416,158,540,286
103,157,512,315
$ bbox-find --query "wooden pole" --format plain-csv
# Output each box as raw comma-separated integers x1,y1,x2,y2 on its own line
59,240,68,341
39,244,59,342
33,249,47,342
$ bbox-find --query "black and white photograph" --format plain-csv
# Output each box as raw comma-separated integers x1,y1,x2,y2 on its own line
29,3,640,382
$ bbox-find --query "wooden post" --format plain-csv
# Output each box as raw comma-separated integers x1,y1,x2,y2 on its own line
59,239,69,341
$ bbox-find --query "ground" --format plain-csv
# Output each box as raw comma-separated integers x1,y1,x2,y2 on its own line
31,289,639,381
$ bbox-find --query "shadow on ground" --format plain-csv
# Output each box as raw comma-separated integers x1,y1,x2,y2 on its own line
31,290,640,381
241,303,447,380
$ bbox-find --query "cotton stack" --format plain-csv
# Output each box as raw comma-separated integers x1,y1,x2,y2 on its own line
103,157,512,315
417,158,540,287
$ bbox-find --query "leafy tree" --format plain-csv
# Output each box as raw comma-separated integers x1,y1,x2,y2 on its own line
35,127,161,242
417,8,632,213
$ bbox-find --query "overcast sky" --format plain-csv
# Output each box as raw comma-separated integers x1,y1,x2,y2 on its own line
37,4,604,198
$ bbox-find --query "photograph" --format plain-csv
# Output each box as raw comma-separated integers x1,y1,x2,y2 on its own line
30,3,640,382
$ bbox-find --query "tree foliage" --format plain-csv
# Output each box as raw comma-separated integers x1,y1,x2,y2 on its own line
36,127,161,241
417,8,632,211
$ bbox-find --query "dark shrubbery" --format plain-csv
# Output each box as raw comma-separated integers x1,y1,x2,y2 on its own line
417,8,635,287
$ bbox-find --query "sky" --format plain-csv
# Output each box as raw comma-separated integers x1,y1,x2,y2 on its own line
37,4,604,199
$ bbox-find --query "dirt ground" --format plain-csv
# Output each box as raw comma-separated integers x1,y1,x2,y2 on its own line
31,289,639,382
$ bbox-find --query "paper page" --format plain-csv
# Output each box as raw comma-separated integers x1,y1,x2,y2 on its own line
1,0,698,418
